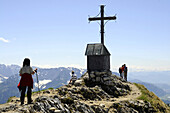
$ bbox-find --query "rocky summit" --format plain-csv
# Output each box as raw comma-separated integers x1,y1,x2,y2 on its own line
0,71,170,113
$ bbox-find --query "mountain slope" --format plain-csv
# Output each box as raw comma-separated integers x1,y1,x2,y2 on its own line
134,83,170,112
0,74,8,83
0,74,20,104
0,72,169,113
0,67,86,104
130,79,167,97
0,64,20,77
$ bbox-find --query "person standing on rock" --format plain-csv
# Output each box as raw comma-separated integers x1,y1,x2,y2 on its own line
119,66,123,78
69,71,77,85
121,65,125,79
17,58,37,105
124,64,128,81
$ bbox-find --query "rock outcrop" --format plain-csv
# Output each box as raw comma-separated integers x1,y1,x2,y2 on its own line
0,71,170,113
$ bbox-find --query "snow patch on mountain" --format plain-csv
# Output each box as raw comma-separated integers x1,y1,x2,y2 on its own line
0,74,8,83
0,76,9,83
34,79,52,89
80,69,86,75
4,77,8,79
69,72,72,77
42,86,46,89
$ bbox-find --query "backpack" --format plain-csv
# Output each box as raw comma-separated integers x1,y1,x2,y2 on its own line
124,67,127,73
119,67,122,73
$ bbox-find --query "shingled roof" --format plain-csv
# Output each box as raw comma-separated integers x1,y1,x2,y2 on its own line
85,43,110,56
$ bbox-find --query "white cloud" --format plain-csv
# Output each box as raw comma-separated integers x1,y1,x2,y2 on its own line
0,37,9,43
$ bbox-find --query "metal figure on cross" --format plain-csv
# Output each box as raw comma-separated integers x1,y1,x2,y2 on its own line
88,5,116,45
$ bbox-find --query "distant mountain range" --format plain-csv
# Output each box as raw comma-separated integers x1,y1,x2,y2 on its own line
1,64,170,104
128,71,170,85
0,74,7,83
0,64,20,77
0,64,86,104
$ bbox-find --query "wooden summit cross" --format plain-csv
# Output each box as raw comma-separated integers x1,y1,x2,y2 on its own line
85,5,116,72
88,5,116,45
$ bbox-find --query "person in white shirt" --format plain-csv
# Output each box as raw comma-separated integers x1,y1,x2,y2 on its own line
17,58,37,105
69,71,77,85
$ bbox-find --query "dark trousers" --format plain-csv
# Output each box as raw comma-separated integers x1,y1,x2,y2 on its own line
72,80,76,85
124,72,127,81
20,86,32,104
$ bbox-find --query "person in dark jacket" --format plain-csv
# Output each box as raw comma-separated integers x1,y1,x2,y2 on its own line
17,58,37,105
119,67,123,78
119,65,125,79
124,64,128,81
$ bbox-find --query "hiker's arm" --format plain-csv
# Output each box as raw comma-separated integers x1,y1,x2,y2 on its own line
32,68,37,75
69,78,72,84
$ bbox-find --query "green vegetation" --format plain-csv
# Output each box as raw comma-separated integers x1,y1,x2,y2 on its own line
7,96,16,103
134,83,170,113
41,87,54,91
30,87,54,96
48,87,54,90
8,87,55,103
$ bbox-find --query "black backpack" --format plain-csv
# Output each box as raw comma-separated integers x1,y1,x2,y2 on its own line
119,68,122,73
124,67,127,73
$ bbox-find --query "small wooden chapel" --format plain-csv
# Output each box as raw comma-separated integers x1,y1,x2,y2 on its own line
85,5,116,72
85,43,110,72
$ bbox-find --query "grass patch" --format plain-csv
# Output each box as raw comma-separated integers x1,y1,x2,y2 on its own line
48,87,54,90
134,83,170,112
7,96,16,103
32,87,54,95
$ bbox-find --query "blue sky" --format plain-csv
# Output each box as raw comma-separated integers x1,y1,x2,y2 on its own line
0,0,170,72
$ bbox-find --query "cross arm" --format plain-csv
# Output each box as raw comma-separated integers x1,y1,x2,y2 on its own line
88,16,116,21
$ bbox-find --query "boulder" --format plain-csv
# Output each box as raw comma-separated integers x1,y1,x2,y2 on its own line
74,80,83,86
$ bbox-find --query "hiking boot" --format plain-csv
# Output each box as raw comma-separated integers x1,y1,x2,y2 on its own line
27,102,33,104
27,99,33,104
21,102,24,105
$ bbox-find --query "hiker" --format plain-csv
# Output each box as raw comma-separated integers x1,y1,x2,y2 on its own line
119,67,123,78
124,64,128,81
121,65,125,79
17,58,37,105
69,71,77,85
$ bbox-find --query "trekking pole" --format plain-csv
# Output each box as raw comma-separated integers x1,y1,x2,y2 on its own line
36,71,40,94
